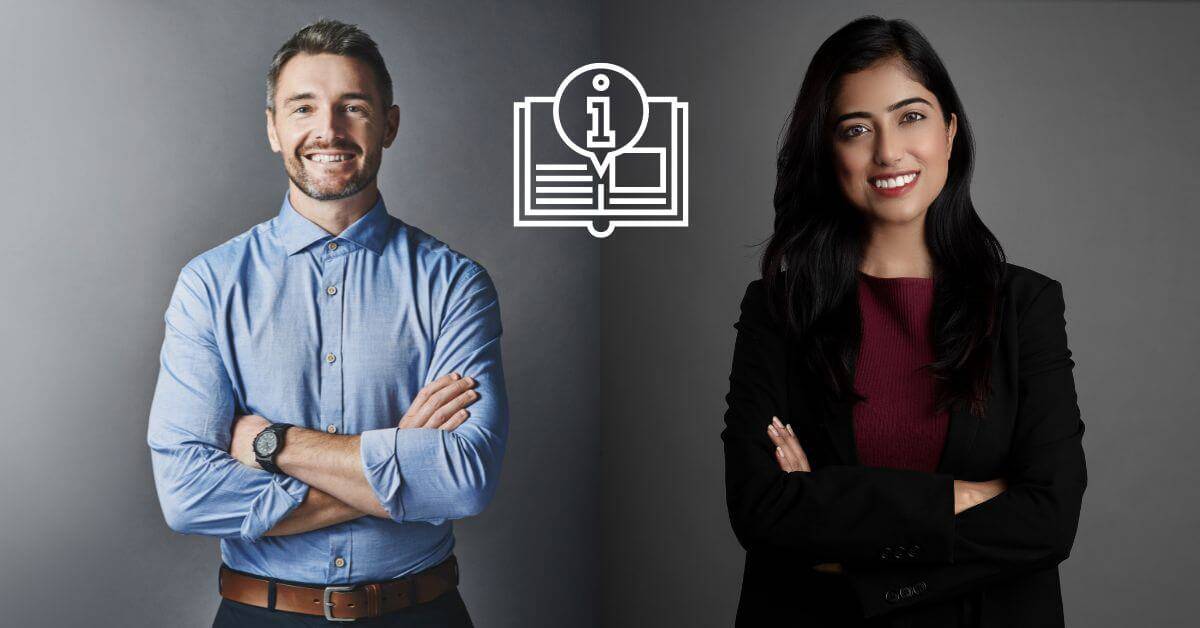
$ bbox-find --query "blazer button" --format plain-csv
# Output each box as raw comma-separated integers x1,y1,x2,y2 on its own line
884,590,900,603
915,581,927,595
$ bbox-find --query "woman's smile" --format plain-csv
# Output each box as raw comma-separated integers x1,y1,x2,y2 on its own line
869,170,920,198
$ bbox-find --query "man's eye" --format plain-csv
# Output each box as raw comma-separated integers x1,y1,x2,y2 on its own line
346,105,362,113
294,105,311,114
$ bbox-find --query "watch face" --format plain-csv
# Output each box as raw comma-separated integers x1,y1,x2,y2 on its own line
255,430,278,456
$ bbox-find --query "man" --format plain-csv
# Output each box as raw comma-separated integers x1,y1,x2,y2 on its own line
146,19,507,627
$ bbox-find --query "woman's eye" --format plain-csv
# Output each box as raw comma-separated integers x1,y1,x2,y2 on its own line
842,124,867,139
902,111,926,123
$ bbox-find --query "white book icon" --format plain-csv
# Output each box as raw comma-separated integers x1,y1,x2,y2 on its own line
514,63,689,238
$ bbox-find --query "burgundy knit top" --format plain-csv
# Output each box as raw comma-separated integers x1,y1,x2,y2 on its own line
851,271,949,472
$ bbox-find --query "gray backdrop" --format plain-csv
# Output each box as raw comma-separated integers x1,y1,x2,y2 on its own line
0,1,601,626
2,1,1197,627
597,1,1199,627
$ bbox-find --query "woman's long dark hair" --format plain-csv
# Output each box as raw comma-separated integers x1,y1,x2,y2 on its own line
762,16,1005,418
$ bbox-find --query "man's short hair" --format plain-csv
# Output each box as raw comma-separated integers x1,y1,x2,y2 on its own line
265,18,394,112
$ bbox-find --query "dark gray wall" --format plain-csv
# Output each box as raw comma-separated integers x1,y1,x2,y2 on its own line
0,1,601,626
598,1,1199,627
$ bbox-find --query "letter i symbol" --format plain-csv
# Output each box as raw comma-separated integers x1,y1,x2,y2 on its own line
586,73,615,149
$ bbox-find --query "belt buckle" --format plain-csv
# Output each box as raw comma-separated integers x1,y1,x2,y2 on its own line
323,585,357,622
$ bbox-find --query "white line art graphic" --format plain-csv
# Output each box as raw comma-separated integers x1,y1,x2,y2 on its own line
514,63,689,238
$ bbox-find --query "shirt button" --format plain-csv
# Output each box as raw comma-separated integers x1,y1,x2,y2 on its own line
325,352,336,363
326,424,338,434
334,557,345,568
328,241,338,251
326,285,337,296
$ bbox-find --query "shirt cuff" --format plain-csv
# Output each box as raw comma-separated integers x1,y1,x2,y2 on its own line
238,473,309,542
361,426,453,523
360,427,406,521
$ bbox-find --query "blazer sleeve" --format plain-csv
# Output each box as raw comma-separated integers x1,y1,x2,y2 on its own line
721,279,957,565
842,278,1088,618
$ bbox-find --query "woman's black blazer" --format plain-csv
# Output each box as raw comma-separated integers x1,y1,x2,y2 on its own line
721,262,1087,627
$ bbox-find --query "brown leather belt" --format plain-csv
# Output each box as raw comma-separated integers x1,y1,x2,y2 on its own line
218,555,459,622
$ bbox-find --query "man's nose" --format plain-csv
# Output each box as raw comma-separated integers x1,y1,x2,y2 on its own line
313,106,346,143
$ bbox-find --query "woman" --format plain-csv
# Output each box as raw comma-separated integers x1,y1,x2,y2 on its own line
721,16,1087,627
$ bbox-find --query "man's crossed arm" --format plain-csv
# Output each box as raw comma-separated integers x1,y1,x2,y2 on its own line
231,373,482,537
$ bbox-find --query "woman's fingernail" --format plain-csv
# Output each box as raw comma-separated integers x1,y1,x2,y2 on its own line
786,423,794,434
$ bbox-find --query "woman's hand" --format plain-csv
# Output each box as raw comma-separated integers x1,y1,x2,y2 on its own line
767,416,811,472
953,478,1008,514
767,416,844,574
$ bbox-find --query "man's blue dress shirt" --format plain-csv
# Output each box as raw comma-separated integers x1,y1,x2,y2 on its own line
147,190,508,584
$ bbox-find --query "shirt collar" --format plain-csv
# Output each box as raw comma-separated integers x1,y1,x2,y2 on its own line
276,190,392,256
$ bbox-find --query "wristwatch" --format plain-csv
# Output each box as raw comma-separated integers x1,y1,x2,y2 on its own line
253,423,293,474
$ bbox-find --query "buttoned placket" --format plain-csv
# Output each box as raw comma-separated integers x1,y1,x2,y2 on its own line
318,237,352,582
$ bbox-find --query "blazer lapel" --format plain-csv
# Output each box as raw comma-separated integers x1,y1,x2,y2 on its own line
821,395,859,466
934,400,982,475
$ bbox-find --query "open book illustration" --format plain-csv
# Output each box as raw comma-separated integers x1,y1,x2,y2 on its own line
514,63,688,238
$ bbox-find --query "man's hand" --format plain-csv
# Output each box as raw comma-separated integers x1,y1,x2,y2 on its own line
767,416,844,574
399,372,480,431
230,413,271,468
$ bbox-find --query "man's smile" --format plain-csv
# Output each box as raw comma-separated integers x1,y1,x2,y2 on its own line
302,151,357,166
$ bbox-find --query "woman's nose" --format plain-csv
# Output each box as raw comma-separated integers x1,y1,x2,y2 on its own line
873,127,903,166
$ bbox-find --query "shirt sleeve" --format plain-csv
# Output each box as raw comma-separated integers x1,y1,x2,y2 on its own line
146,263,310,542
841,279,1087,618
359,265,509,525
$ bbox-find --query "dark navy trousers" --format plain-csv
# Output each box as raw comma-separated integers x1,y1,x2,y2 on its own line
211,589,474,627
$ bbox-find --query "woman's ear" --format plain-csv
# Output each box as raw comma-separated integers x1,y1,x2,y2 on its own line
946,112,958,157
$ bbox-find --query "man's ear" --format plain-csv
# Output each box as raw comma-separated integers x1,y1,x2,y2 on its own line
265,108,281,153
382,104,400,149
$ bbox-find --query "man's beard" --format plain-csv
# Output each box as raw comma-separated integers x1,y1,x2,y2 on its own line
284,148,381,201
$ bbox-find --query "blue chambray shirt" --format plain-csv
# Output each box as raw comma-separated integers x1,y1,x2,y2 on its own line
146,190,508,584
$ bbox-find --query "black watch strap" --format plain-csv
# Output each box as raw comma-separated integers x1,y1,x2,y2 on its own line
254,423,292,475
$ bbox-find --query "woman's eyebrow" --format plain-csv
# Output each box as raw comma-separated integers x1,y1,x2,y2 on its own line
834,97,932,124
